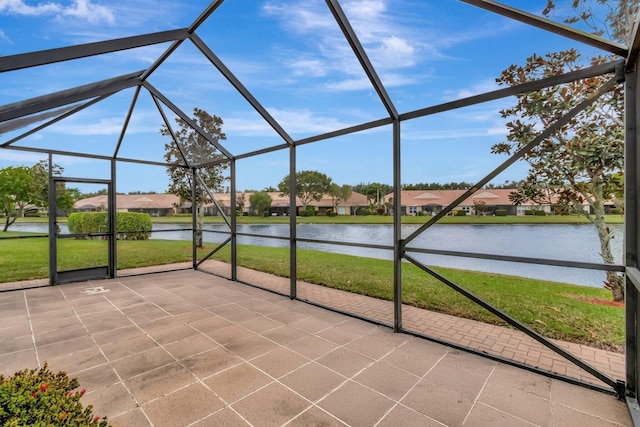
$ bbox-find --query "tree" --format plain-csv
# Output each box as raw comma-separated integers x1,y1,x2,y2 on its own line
236,191,246,216
0,166,32,232
0,161,78,231
492,1,636,301
327,183,352,213
278,171,332,211
30,161,78,216
359,182,389,214
473,200,487,216
249,191,272,216
161,108,228,247
351,182,393,196
508,175,556,213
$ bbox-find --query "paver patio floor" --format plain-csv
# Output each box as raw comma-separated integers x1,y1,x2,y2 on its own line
0,268,632,426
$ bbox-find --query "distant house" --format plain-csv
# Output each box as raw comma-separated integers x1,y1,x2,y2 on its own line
384,189,563,216
74,194,180,217
72,191,369,217
384,189,510,216
213,191,370,216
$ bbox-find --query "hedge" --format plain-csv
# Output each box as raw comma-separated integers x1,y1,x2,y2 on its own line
67,212,152,240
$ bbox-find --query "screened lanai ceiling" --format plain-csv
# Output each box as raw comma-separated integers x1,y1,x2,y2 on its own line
0,0,633,192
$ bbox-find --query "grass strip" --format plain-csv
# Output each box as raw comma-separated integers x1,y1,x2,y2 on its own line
0,236,622,350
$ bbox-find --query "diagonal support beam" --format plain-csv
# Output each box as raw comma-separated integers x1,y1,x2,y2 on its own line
143,81,233,159
325,0,398,120
195,171,232,229
141,1,226,82
189,34,294,145
403,76,620,246
461,0,627,57
401,60,623,121
0,30,189,73
151,94,191,167
0,71,144,123
113,86,142,158
195,237,231,268
1,95,111,148
404,253,620,391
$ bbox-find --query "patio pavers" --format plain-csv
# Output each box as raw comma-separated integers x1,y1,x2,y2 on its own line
201,260,626,386
0,269,632,426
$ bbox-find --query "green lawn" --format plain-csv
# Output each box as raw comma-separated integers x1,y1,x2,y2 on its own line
0,235,623,351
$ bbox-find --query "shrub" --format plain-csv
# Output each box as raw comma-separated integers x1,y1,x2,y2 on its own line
495,209,508,216
67,212,152,240
455,210,467,216
611,208,622,215
0,364,110,426
534,210,546,216
299,206,316,217
524,210,535,216
356,207,376,216
117,212,152,240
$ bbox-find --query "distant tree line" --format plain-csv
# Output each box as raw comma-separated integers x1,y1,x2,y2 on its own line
400,180,524,191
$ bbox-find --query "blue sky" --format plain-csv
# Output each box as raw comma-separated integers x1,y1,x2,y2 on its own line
0,0,621,194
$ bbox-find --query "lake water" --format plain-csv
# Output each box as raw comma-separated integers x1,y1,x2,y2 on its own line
10,222,624,288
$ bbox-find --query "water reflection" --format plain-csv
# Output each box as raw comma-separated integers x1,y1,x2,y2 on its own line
10,222,623,288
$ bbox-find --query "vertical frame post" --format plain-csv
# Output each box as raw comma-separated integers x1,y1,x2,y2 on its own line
109,159,117,278
393,120,402,332
192,167,197,269
47,153,56,285
230,159,237,280
626,64,639,399
289,145,297,299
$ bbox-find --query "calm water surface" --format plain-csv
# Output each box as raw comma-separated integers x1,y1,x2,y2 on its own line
11,223,623,288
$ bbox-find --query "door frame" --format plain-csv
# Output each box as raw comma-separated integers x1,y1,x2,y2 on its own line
49,177,115,285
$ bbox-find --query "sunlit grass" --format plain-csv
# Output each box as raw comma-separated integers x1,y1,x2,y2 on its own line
1,235,622,351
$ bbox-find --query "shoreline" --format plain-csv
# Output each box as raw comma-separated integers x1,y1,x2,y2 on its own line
13,214,625,226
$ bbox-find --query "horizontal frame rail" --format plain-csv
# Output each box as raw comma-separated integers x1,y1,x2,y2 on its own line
404,253,621,394
405,246,625,273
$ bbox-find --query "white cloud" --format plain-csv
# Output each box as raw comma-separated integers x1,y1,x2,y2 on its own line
0,148,46,164
60,0,114,25
403,126,506,141
263,0,421,88
0,0,114,24
445,79,501,100
224,108,357,137
0,0,61,16
0,28,12,43
325,77,372,91
261,1,335,33
52,117,125,136
287,58,328,77
373,36,416,68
